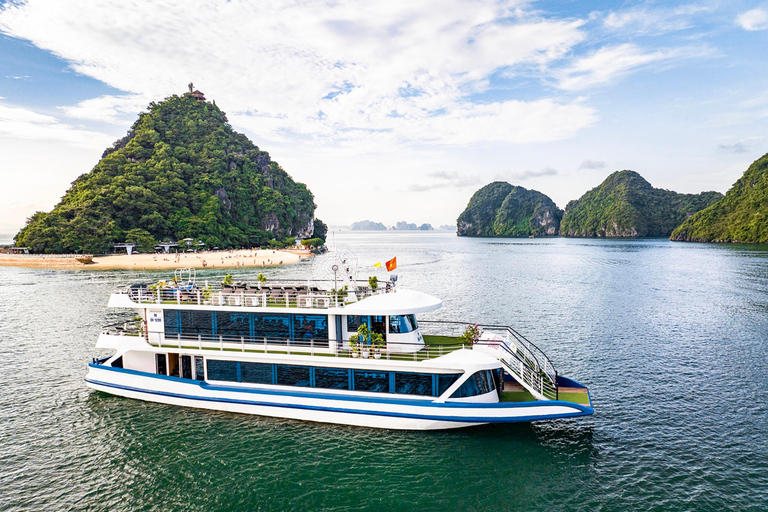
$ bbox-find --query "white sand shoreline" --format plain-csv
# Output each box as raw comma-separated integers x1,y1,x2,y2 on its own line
0,249,311,270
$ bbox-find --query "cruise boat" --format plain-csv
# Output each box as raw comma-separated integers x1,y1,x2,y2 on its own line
86,267,593,430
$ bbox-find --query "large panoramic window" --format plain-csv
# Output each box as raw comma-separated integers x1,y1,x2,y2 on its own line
162,310,328,345
437,373,461,396
194,358,498,400
292,314,328,342
241,362,273,384
450,370,496,398
389,315,418,334
217,312,251,340
180,310,213,336
207,359,239,382
314,367,350,390
394,372,432,395
353,370,389,393
253,313,291,340
275,365,311,387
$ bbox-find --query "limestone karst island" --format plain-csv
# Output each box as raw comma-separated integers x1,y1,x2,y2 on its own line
2,88,327,269
456,154,768,244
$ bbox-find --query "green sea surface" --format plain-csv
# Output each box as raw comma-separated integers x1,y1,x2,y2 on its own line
1,232,767,511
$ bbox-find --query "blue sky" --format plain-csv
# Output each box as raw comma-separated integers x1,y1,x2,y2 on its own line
0,0,767,234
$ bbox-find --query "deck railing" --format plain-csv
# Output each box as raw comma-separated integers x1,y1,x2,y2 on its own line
117,279,394,310
419,321,558,401
101,320,558,400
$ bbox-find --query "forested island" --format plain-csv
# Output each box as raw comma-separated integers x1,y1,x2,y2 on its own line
457,182,562,237
671,153,768,243
559,171,722,237
457,172,724,239
15,89,325,253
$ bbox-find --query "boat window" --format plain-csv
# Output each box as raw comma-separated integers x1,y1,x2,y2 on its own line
450,370,496,398
292,314,329,342
353,370,389,393
347,315,361,332
207,359,239,382
194,357,205,380
156,354,167,375
241,362,273,384
181,355,192,379
394,372,432,395
347,315,385,335
370,315,385,335
253,313,290,340
437,374,461,396
180,310,213,336
314,367,350,390
217,312,251,340
388,314,418,334
164,310,180,334
276,365,311,387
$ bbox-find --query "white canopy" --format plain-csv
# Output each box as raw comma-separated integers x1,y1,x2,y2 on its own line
339,289,442,315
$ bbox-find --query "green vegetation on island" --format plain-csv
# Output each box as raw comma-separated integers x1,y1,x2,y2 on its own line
15,91,323,253
559,171,722,237
457,182,562,237
671,153,768,243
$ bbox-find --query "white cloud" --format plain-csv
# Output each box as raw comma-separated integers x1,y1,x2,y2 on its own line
554,43,712,90
603,4,713,34
0,0,594,145
59,94,151,124
495,167,558,182
0,103,114,147
578,159,605,169
408,171,481,192
736,8,768,31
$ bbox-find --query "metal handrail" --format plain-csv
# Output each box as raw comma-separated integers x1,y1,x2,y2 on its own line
116,279,393,309
100,319,559,399
419,320,558,400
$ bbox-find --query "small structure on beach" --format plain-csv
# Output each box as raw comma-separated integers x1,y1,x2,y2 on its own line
0,246,29,254
155,241,179,253
113,242,138,255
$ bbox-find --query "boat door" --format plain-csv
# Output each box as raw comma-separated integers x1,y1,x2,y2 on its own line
181,355,192,379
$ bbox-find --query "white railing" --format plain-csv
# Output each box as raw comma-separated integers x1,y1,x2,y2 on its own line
117,279,394,310
419,321,558,401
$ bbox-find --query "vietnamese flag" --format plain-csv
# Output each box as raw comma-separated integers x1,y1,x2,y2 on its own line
385,257,397,272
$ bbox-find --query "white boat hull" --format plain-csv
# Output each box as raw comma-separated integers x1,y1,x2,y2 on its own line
85,364,593,431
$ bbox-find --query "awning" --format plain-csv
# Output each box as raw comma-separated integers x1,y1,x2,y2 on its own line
339,289,442,315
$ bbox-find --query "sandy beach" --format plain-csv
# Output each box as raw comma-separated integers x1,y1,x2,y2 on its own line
0,248,311,270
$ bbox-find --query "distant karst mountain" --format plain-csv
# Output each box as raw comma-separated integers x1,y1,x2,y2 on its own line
15,90,322,253
350,220,387,231
457,182,562,237
671,153,768,243
560,171,722,237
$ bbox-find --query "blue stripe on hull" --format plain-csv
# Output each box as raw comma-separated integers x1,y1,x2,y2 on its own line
85,365,593,425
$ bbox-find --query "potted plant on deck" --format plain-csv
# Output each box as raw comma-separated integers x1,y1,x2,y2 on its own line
458,324,482,347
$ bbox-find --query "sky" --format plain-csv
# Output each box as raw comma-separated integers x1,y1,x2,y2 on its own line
0,0,767,234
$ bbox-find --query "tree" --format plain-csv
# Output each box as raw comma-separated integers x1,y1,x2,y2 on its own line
125,228,157,252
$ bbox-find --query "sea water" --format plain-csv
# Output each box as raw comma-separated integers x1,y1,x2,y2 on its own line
1,232,767,511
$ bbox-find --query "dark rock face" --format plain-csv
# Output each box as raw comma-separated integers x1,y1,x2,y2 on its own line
457,182,562,237
560,170,722,238
215,187,232,212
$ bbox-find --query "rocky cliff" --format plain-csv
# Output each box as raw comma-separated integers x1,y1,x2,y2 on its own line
457,182,562,237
